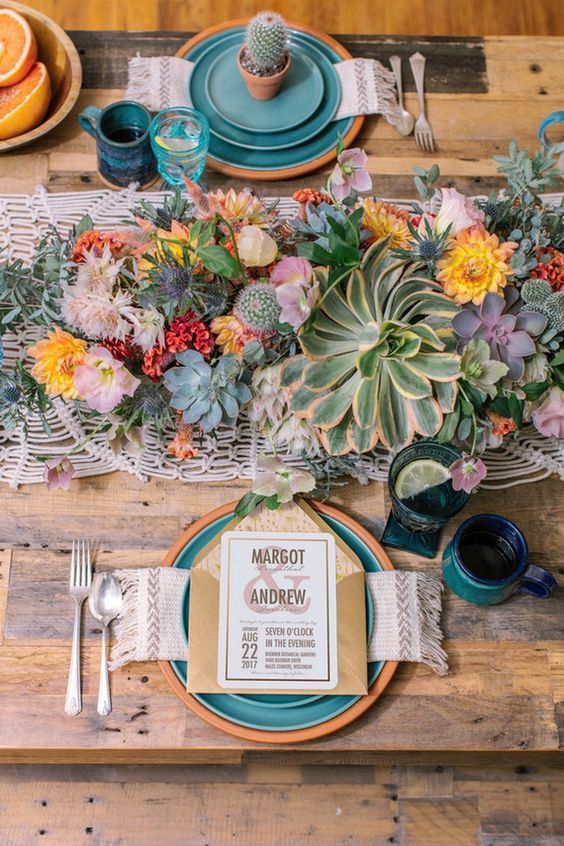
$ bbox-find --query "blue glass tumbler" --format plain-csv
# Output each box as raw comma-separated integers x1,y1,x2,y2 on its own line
150,107,210,187
382,440,470,559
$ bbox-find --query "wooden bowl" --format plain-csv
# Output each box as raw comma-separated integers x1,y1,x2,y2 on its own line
0,0,82,152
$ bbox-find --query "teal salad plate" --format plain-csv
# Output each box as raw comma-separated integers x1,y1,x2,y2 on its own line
205,44,324,135
169,511,384,732
182,26,353,172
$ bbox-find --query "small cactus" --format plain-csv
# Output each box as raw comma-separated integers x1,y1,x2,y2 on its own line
521,278,564,345
245,11,288,74
522,278,552,306
236,283,280,334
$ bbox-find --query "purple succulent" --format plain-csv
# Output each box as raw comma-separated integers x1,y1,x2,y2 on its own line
452,288,547,382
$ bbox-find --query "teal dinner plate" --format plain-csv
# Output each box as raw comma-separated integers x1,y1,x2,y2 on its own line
169,511,385,732
183,26,353,172
205,45,324,135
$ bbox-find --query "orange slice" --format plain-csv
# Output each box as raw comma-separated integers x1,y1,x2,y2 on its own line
0,8,38,87
0,62,51,140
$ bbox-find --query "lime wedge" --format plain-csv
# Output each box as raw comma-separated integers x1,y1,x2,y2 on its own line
394,459,450,500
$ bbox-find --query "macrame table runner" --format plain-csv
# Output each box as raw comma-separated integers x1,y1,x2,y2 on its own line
1,185,563,489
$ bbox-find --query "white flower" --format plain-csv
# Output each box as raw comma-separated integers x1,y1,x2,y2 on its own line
271,416,320,456
61,287,135,340
128,307,165,352
434,187,485,236
252,455,316,504
236,225,278,267
75,245,123,293
520,352,549,386
249,364,286,427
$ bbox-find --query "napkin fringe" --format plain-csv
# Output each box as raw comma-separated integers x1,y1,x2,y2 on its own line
127,55,155,105
373,65,404,129
108,568,142,670
415,573,449,676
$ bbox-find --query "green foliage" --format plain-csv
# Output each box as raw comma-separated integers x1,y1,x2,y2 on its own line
114,379,174,436
129,189,194,229
0,361,51,434
412,163,441,202
235,490,279,517
494,141,561,199
0,225,75,333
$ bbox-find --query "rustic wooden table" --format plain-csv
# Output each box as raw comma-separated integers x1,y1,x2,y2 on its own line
0,32,562,769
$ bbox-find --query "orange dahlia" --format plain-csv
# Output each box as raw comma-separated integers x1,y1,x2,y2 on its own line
362,199,412,249
486,410,517,437
167,415,199,460
436,226,516,305
531,248,564,292
28,328,87,399
72,230,124,263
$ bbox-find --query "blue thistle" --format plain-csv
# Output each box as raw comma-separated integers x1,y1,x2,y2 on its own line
415,239,443,260
157,264,193,304
0,382,21,407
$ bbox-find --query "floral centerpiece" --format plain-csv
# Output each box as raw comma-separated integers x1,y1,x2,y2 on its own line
0,141,562,492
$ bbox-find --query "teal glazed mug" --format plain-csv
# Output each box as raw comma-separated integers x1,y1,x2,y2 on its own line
78,100,158,189
442,514,557,605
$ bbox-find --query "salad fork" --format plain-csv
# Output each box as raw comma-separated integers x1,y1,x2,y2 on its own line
409,52,435,152
64,539,92,716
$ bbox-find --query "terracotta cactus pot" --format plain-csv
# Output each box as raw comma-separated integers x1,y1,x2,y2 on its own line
237,48,291,101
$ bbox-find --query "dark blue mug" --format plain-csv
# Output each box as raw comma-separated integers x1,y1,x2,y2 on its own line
442,514,557,605
79,100,158,189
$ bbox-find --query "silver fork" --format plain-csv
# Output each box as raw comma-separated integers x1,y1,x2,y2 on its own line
64,539,92,716
409,51,435,152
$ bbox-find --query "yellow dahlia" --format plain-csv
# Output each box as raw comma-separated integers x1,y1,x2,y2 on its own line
436,225,516,305
362,199,412,249
208,189,271,229
211,314,256,354
28,328,87,399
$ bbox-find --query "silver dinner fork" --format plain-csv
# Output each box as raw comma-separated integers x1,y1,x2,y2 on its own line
409,51,435,152
64,539,92,716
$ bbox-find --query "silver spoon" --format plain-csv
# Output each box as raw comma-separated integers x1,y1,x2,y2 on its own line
389,55,415,136
89,572,123,716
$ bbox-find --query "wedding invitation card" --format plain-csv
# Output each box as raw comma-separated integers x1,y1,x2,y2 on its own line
217,531,338,690
187,499,367,696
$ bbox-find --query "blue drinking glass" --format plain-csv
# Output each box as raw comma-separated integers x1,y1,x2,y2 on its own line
150,107,210,187
382,440,470,559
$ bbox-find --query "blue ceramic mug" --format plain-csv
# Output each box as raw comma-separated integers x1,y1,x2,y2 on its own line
442,514,557,605
538,110,564,172
78,100,157,189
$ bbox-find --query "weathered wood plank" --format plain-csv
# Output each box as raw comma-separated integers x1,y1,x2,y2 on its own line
0,780,396,845
69,31,488,93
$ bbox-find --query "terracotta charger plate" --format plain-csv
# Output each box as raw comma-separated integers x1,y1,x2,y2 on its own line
159,500,398,744
175,19,365,181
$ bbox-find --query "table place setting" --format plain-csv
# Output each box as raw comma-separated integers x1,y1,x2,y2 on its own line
0,2,562,751
62,462,557,743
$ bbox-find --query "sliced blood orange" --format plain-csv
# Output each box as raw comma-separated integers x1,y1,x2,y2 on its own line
0,62,51,140
0,9,38,87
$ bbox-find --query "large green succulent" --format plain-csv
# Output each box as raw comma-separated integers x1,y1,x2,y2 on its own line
282,241,461,454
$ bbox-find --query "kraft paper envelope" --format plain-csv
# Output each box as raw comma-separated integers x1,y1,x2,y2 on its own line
187,498,368,695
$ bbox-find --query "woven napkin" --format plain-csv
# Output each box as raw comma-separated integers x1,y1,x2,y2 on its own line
109,567,448,675
126,55,402,128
